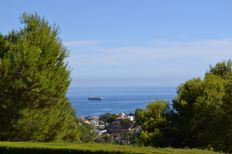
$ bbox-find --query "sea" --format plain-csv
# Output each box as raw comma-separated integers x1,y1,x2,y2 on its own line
67,86,177,116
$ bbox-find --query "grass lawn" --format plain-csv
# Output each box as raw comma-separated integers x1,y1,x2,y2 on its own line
0,142,224,154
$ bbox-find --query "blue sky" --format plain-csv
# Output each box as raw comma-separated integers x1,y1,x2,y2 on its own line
1,0,232,87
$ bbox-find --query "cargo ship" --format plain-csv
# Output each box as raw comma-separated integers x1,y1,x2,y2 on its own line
88,96,103,101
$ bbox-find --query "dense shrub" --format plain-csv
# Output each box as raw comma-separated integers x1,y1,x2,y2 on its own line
135,60,232,153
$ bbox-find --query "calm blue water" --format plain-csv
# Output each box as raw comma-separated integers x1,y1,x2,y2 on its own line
67,87,176,116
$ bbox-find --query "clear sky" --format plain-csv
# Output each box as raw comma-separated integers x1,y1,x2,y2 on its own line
1,0,232,87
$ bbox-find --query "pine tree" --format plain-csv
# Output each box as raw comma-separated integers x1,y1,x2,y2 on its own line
0,13,80,142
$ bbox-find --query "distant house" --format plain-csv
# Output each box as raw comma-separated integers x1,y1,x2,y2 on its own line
109,120,121,134
127,115,134,121
97,129,107,136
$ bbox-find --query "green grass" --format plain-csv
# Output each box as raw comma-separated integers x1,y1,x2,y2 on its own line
0,142,224,154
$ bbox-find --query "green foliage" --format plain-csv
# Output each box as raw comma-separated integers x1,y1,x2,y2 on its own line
99,113,117,124
208,60,232,79
135,60,232,153
0,13,80,142
79,123,98,143
135,100,169,146
172,60,232,152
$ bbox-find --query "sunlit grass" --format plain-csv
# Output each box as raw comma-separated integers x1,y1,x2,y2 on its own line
0,142,224,154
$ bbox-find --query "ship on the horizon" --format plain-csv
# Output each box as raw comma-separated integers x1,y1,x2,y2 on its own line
88,96,104,101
